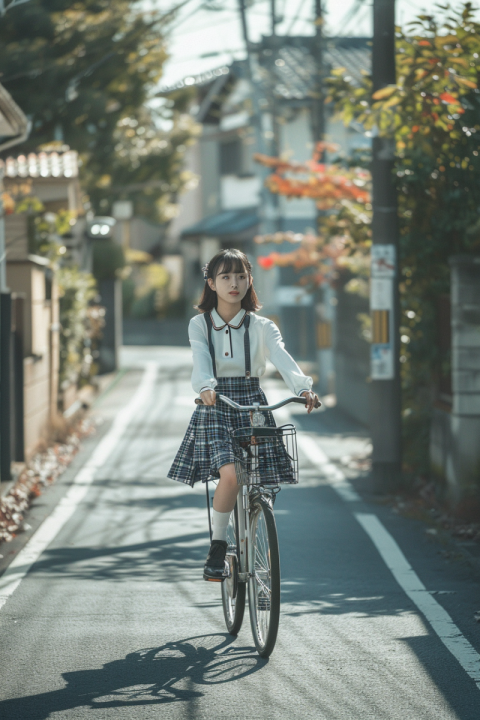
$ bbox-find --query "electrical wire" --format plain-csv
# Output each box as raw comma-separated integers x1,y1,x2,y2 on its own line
166,0,238,34
285,0,310,35
332,0,369,36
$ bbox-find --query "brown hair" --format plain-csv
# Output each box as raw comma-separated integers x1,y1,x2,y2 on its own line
196,248,261,313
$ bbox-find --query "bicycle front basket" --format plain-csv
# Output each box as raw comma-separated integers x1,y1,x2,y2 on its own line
231,424,298,486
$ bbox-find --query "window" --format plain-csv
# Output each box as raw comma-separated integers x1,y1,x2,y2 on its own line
220,140,242,176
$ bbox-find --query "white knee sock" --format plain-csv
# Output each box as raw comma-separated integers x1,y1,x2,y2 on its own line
212,509,231,542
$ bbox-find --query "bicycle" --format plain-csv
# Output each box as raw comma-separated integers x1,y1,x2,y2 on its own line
195,393,321,658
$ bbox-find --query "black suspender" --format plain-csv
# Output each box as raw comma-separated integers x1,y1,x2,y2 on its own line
243,313,251,378
204,311,251,379
204,311,217,378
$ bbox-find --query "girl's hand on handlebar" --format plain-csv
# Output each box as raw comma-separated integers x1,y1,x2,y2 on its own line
301,390,320,414
200,389,216,406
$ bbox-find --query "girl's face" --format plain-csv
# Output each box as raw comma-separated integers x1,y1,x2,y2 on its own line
208,263,251,307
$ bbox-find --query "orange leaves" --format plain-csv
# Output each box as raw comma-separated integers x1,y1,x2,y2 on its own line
372,85,397,101
255,232,353,289
456,76,477,89
257,255,275,270
264,172,370,207
255,144,371,212
440,91,458,104
2,192,15,215
256,151,371,209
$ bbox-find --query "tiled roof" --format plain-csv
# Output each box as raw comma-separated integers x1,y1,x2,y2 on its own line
160,37,370,100
159,65,230,94
263,40,370,100
181,206,258,237
2,149,79,179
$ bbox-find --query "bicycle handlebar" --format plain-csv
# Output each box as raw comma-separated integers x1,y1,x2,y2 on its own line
194,393,321,411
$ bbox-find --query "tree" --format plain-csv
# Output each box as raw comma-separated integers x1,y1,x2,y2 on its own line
255,4,480,473
254,143,372,293
325,2,480,473
0,0,199,221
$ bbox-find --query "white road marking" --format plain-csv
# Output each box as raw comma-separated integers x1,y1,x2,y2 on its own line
0,364,158,612
297,434,361,502
356,512,480,689
263,385,480,690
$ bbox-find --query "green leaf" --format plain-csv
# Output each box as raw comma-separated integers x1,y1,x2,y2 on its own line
372,84,398,100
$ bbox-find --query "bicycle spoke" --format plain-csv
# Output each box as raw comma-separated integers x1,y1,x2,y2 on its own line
248,498,280,657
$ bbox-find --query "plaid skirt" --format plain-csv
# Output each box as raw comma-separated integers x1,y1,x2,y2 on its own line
167,377,292,487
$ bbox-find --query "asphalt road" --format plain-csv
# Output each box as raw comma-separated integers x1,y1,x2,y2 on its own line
1,346,480,719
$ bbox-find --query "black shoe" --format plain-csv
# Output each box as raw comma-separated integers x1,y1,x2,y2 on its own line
203,540,227,582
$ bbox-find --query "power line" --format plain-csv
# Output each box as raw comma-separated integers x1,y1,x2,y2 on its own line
332,0,369,36
285,0,311,35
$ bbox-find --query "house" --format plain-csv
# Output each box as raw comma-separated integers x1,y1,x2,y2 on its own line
2,148,83,466
163,36,371,416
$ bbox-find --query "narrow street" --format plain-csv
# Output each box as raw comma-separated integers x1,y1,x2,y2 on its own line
0,346,479,719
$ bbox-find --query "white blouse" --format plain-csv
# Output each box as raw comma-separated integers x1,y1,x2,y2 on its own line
189,308,313,397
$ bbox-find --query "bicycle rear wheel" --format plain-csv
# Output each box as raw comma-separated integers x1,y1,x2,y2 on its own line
248,498,280,658
222,502,246,635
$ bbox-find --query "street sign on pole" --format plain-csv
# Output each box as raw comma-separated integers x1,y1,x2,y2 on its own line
370,245,395,380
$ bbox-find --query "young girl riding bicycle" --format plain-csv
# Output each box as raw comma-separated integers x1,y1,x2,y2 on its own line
168,248,319,580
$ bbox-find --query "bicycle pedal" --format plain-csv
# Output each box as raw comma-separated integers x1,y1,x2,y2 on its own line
204,576,224,583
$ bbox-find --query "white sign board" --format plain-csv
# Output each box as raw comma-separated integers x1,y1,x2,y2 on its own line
371,245,396,278
370,277,393,310
112,200,133,221
371,344,394,380
276,286,313,307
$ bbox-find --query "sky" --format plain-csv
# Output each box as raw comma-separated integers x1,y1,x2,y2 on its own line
153,0,475,89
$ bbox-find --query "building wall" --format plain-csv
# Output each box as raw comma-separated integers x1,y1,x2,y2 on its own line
23,353,51,458
430,256,480,506
7,260,56,459
167,139,203,248
200,126,221,217
220,175,261,210
279,108,317,224
5,213,29,262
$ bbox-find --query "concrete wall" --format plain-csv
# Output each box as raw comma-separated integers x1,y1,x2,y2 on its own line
7,259,57,459
445,256,480,504
5,213,29,261
335,285,370,426
23,354,50,457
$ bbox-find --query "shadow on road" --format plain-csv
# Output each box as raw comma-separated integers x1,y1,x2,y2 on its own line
0,634,266,719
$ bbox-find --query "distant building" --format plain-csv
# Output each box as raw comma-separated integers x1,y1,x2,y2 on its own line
162,36,370,380
2,147,84,466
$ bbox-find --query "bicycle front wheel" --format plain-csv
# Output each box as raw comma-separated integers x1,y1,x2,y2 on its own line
248,498,280,658
222,502,246,635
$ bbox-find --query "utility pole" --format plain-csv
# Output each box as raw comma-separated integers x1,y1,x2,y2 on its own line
312,0,325,144
237,0,277,234
370,0,402,491
270,0,276,35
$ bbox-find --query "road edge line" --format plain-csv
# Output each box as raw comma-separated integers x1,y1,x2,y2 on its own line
356,512,480,689
0,363,157,612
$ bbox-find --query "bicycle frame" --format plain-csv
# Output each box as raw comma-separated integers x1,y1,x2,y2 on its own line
200,391,321,656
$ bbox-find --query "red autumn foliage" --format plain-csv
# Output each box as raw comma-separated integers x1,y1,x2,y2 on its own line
254,143,371,210
440,91,459,104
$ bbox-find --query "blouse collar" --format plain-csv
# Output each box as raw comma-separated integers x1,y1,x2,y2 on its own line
210,308,247,330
